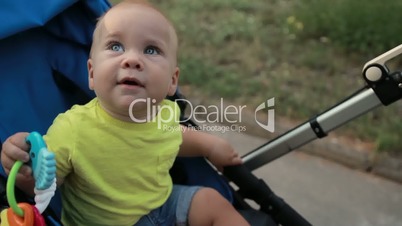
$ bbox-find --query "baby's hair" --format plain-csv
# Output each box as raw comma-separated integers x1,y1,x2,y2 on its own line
120,0,157,9
117,0,176,32
112,0,169,24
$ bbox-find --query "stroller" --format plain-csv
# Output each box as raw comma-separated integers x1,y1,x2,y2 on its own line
1,0,401,225
0,0,302,225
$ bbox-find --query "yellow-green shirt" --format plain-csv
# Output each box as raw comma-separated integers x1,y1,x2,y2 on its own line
44,98,182,226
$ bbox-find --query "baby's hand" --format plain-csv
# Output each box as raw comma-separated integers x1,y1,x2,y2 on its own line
1,132,33,180
206,137,242,172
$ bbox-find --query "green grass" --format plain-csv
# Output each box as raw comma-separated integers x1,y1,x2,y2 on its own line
293,0,402,56
112,0,402,154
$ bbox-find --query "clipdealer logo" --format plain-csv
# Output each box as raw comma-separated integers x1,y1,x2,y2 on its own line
254,98,275,132
128,98,275,133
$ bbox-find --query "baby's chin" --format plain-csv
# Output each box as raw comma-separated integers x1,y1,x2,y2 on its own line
117,96,146,108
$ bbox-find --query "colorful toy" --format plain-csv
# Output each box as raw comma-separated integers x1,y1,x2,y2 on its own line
1,132,56,226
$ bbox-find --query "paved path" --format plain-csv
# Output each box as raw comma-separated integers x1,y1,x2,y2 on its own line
206,124,402,226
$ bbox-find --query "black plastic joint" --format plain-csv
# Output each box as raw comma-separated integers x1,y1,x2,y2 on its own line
309,117,327,138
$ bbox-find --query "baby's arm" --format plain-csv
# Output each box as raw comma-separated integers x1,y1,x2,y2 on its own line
178,125,242,171
1,132,36,196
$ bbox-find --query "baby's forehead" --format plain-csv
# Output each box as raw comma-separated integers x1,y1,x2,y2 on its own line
98,4,177,43
105,2,167,24
101,5,170,34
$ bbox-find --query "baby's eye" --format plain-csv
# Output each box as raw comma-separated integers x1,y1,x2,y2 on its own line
108,42,124,52
144,46,161,55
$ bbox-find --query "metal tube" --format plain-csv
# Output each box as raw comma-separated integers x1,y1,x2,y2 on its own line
243,89,382,171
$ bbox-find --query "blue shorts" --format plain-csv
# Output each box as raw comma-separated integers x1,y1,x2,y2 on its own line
134,185,201,226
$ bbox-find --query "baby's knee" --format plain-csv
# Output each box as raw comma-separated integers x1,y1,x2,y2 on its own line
193,187,231,208
188,188,231,225
190,188,249,226
197,187,222,199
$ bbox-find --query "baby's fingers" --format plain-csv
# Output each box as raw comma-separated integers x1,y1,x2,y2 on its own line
18,164,33,177
9,132,31,151
3,148,30,163
230,155,243,165
1,157,32,177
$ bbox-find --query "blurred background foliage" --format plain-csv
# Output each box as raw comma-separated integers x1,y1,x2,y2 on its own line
112,0,402,154
293,0,402,56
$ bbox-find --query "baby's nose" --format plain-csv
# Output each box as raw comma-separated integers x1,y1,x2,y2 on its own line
122,51,144,70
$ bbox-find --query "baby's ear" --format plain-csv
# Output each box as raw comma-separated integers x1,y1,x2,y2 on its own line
87,59,94,90
168,67,180,96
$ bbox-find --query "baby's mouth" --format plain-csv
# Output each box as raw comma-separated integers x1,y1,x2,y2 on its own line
118,78,145,87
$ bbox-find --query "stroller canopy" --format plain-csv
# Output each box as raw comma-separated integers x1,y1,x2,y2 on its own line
0,0,110,219
0,0,111,144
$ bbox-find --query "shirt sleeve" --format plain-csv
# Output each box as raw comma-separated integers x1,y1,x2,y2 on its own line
43,112,75,181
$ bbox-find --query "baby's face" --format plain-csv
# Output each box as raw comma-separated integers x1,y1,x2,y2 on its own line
87,3,179,121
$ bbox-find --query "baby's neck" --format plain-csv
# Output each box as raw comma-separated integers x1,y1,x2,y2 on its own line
102,103,161,123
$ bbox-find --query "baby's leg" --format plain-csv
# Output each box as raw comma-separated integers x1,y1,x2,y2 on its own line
188,187,250,226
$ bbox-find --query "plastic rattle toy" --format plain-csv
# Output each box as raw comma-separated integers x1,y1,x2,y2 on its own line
1,132,56,226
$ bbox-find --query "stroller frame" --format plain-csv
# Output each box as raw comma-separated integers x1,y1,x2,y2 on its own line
243,44,402,170
223,44,402,225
